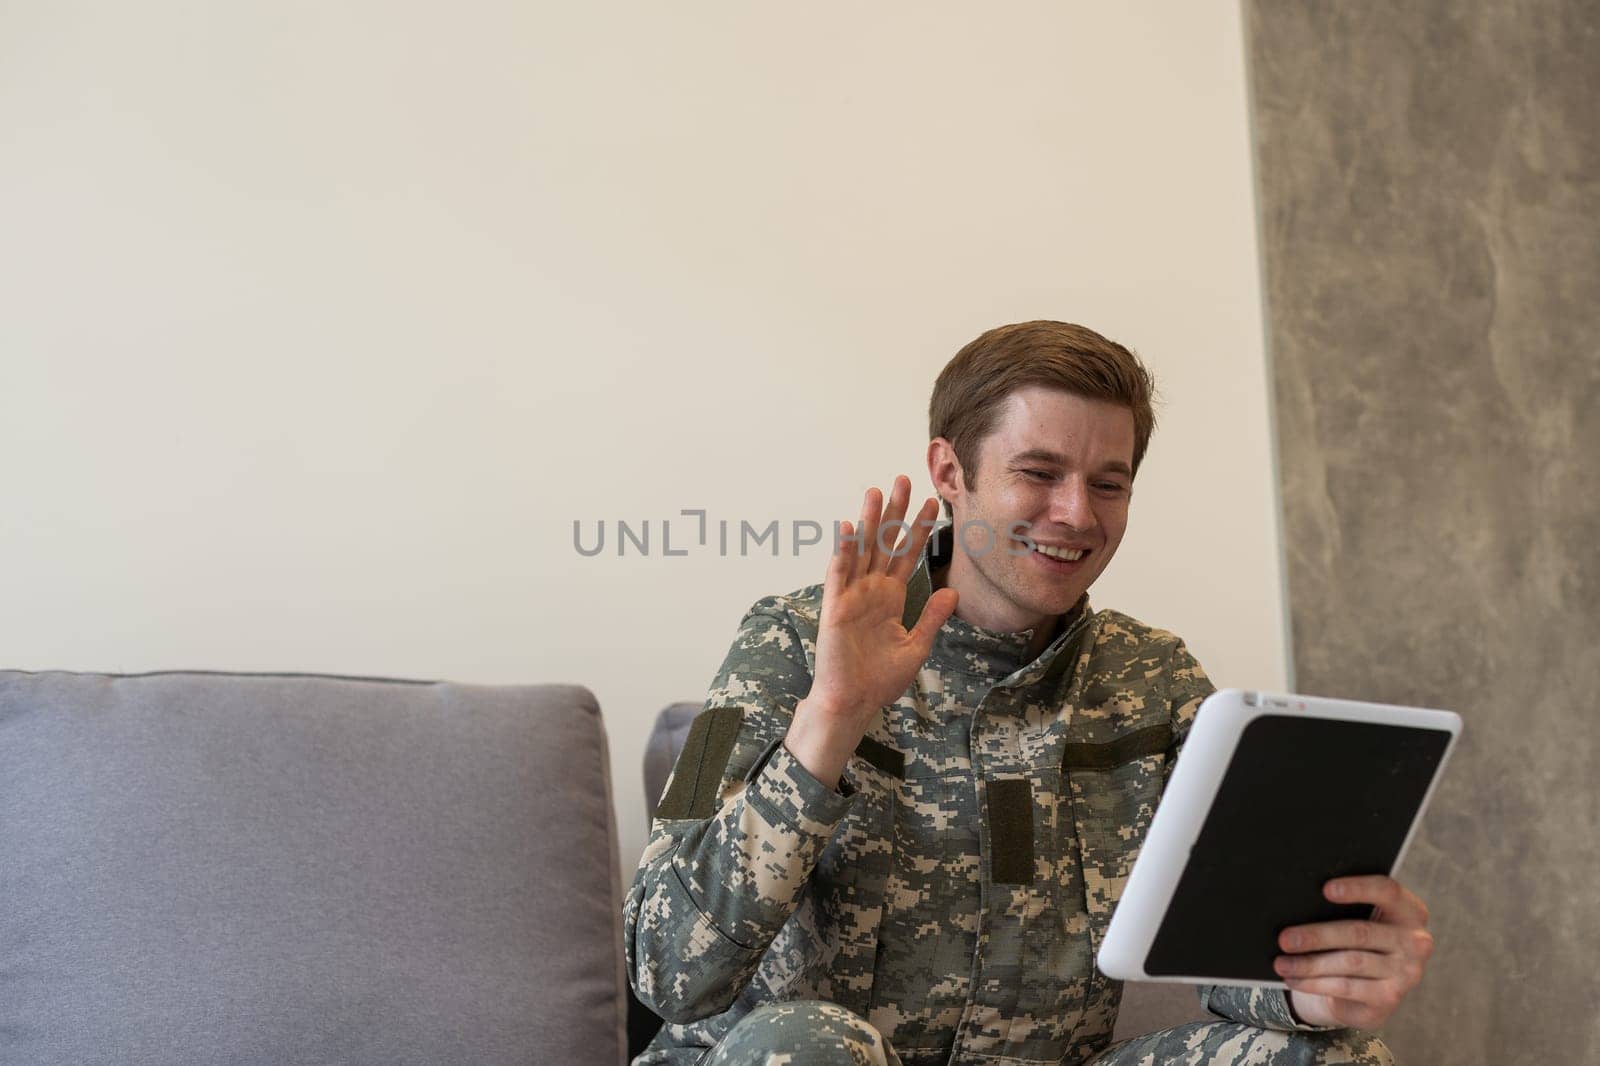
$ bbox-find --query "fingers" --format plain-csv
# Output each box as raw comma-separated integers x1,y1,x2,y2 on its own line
825,520,855,600
1279,919,1407,956
1279,975,1389,1002
851,476,922,581
866,475,913,574
1274,878,1434,1032
887,495,941,582
1275,949,1383,980
1278,944,1428,995
1282,976,1404,1028
908,587,959,654
1325,876,1430,927
851,489,882,582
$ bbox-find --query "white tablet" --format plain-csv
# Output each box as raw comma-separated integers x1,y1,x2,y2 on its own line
1096,688,1461,988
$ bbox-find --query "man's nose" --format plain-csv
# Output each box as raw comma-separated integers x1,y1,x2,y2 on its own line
1049,478,1097,533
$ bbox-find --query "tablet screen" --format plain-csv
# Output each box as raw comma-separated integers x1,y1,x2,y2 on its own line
1143,714,1454,981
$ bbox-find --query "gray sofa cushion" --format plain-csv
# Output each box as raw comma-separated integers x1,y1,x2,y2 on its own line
0,670,625,1066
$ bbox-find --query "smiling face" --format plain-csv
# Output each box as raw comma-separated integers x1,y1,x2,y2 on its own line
928,386,1136,637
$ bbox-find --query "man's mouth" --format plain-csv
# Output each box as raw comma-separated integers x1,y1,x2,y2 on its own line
1031,543,1088,562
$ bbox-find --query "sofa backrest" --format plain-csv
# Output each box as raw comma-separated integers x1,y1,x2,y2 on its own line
0,670,626,1066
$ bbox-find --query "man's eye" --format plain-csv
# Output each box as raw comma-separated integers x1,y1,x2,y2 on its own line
1095,482,1128,493
1024,470,1053,480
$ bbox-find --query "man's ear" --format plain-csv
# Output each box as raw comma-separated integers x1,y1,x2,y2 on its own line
926,437,965,513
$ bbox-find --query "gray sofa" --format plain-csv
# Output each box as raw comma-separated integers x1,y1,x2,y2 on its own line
0,670,627,1066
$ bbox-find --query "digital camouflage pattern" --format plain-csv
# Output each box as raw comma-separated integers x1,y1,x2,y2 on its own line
1087,1017,1393,1066
626,528,1389,1065
705,1000,900,1066
699,999,1393,1066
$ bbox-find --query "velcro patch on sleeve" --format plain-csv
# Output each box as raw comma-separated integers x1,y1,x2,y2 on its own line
985,777,1035,885
1060,723,1173,772
653,705,744,820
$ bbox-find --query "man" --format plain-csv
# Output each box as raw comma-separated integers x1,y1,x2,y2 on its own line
626,321,1432,1065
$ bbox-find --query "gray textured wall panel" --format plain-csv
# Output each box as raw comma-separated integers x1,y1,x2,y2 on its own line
1247,2,1599,1062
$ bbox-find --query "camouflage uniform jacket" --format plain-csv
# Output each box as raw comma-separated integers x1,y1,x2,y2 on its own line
627,529,1324,1065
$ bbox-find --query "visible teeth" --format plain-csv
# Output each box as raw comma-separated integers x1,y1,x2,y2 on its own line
1034,544,1085,561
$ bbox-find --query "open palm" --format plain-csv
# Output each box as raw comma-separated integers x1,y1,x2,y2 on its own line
807,476,960,730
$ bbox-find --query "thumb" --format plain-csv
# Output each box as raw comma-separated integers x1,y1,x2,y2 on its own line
907,587,959,653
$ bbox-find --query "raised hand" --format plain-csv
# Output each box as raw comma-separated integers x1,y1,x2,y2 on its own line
784,475,959,789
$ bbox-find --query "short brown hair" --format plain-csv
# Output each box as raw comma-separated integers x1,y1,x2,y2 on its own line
928,321,1157,515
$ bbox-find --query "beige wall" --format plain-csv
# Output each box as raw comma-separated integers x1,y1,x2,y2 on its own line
1,2,1285,870
1248,1,1600,1060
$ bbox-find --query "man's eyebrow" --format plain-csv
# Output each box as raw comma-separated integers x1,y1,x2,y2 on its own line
1009,449,1133,477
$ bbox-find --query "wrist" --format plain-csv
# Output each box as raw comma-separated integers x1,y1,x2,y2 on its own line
785,699,865,789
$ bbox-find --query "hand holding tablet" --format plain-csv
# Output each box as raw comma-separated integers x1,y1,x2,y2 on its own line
1273,871,1437,1029
1097,689,1459,1027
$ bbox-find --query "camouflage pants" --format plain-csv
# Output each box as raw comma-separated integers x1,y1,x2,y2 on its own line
699,1000,1394,1066
700,1002,902,1066
1085,1018,1395,1066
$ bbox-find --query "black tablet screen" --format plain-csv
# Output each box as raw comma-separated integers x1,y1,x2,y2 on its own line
1142,714,1452,981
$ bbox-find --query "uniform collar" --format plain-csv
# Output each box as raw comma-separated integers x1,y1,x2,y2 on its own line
902,523,1093,682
